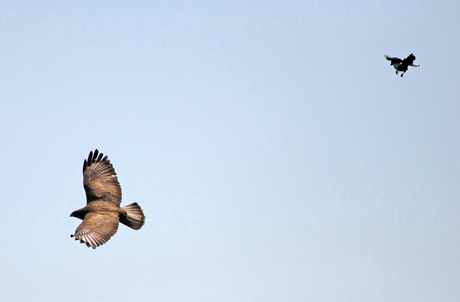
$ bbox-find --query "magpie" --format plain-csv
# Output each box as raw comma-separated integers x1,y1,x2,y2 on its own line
385,53,419,77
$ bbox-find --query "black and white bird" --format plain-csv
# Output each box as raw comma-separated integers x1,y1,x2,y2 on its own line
385,53,419,77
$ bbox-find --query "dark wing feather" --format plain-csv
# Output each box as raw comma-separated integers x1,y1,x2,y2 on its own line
83,149,122,206
384,55,402,63
402,53,416,65
72,211,120,249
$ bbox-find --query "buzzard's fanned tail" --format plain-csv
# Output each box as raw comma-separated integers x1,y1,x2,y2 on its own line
120,202,146,230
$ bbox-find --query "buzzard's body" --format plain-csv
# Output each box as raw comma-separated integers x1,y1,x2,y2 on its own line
70,150,145,249
385,53,419,77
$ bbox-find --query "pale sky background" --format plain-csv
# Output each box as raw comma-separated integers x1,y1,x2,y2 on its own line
1,1,459,301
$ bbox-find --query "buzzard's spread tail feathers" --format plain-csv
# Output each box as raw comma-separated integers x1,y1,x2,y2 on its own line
120,202,146,230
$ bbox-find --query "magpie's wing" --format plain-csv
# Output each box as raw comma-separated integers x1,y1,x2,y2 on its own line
402,53,416,65
385,55,401,63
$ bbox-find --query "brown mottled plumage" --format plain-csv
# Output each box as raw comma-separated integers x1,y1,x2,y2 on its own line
70,150,145,249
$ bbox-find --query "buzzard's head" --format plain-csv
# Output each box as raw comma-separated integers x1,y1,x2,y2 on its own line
70,209,86,220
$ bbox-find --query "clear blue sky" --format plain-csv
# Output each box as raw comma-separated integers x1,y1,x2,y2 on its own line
1,1,459,301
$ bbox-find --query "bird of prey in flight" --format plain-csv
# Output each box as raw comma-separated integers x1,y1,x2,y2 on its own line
385,53,419,77
70,150,145,249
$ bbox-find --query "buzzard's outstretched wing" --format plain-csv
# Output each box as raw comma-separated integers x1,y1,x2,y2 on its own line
71,211,120,249
83,149,122,206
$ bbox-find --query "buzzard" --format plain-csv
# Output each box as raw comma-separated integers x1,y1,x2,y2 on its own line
385,53,420,77
70,150,145,249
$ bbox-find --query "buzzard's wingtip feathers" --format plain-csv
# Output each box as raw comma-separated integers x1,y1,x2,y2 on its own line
88,150,93,163
97,152,103,162
83,149,107,172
